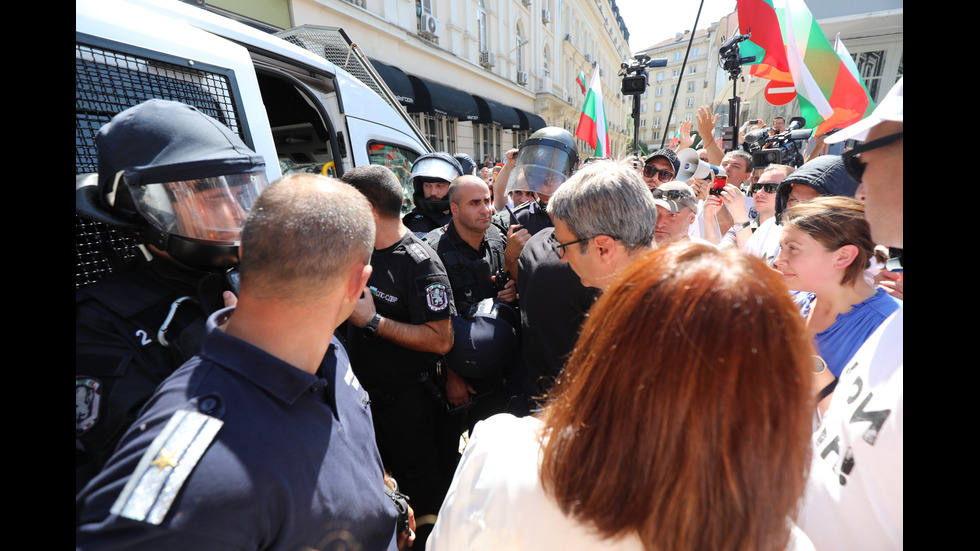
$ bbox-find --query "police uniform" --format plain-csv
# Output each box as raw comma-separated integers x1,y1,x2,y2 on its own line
513,227,599,414
75,256,228,492
491,199,553,237
403,207,451,239
424,221,515,432
77,308,400,550
344,231,457,520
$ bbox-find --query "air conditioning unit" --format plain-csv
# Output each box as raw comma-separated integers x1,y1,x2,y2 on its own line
522,0,531,6
585,53,593,63
542,9,550,24
564,33,572,41
480,50,496,68
517,71,528,85
420,14,440,39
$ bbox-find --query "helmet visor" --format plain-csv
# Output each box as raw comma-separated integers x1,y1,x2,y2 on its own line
131,172,268,244
508,146,575,196
411,157,461,185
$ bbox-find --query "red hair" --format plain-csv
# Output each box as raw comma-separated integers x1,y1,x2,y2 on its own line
540,242,814,551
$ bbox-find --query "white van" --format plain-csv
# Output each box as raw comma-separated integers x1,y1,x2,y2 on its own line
75,0,430,289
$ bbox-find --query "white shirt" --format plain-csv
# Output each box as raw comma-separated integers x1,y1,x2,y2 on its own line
428,414,814,551
799,307,903,550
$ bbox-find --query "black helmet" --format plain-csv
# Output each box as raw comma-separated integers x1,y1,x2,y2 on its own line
75,99,268,271
409,152,464,214
453,153,477,176
508,127,579,198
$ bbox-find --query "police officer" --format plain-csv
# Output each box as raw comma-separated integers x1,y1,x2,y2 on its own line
75,99,268,492
77,174,413,550
424,175,519,432
340,165,457,546
402,152,464,238
491,127,580,237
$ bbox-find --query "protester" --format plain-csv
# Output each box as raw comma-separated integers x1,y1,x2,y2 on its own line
548,159,657,290
775,196,901,412
428,242,817,551
798,77,903,550
77,174,413,550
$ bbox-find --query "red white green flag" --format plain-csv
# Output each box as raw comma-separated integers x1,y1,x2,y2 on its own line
736,0,875,134
576,71,587,94
575,68,609,157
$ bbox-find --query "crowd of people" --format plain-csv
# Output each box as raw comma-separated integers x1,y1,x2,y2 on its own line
76,77,903,550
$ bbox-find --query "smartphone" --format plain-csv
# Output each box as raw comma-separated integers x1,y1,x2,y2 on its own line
710,174,727,196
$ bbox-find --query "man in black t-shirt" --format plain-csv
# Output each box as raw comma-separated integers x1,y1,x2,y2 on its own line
341,165,458,544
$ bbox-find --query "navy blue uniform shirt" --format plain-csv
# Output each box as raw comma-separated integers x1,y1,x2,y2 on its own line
77,307,399,550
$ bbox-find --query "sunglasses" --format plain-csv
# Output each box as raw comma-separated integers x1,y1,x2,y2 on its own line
643,166,675,181
651,188,694,202
841,131,903,183
750,183,779,195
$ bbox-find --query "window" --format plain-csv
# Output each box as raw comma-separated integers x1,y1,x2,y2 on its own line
641,104,647,113
655,87,662,96
516,24,525,73
692,47,699,56
687,81,695,92
477,2,488,53
655,102,662,112
656,71,664,82
686,97,694,107
672,69,680,77
642,90,648,99
640,118,646,127
851,50,886,103
653,117,661,127
368,143,421,214
689,65,697,74
674,52,682,61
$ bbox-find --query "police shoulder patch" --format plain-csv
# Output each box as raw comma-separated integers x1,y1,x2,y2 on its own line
76,377,102,436
425,283,450,311
110,409,223,525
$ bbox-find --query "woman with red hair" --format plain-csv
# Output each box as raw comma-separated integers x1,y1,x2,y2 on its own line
427,241,816,551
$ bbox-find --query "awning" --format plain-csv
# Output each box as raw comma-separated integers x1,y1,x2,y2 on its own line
515,109,547,132
369,59,415,107
473,96,522,130
408,75,480,121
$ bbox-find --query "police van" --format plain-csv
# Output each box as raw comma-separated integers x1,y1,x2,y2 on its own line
76,0,430,289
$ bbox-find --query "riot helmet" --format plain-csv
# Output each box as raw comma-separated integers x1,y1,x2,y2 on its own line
453,153,477,176
507,127,579,199
76,99,268,271
409,152,463,214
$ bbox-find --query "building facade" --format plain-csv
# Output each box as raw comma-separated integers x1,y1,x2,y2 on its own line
208,0,635,161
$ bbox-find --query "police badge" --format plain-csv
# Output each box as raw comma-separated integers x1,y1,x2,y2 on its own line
425,283,448,311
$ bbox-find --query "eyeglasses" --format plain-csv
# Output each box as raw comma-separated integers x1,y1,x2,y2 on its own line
841,131,903,183
555,235,594,259
643,165,675,181
750,183,779,195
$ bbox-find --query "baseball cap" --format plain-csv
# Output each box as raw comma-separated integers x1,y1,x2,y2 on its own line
645,147,680,173
826,77,903,144
651,181,697,212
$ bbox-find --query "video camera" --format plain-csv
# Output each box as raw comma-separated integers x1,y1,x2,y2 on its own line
741,116,812,168
619,54,667,96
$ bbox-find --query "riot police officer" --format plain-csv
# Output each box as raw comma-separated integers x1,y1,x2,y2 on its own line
402,152,464,238
75,99,268,492
424,176,519,432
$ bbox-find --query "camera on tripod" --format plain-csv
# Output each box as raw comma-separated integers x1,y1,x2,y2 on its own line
620,54,667,97
741,116,812,167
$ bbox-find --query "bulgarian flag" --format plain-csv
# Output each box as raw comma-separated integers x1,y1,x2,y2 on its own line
576,71,587,94
736,0,875,134
575,68,609,157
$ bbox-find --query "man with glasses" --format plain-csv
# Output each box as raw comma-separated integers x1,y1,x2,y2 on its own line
549,160,658,290
641,148,679,190
651,182,705,245
798,77,903,551
720,164,795,260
